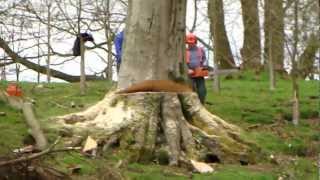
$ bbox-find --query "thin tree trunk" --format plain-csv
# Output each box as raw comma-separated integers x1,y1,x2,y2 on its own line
208,0,236,69
0,56,5,80
264,0,285,73
0,27,5,81
291,0,300,126
240,0,261,72
105,0,113,80
78,0,86,95
11,17,19,82
213,38,220,92
80,37,86,95
268,24,275,91
47,3,51,83
37,22,41,83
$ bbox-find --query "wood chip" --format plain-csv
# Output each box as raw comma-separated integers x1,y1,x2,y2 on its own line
82,136,97,153
190,160,214,173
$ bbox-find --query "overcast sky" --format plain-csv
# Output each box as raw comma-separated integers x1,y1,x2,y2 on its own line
2,0,245,82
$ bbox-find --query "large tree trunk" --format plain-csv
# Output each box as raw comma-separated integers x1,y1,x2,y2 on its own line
118,0,188,89
208,0,236,69
51,0,259,166
240,0,261,72
264,0,285,73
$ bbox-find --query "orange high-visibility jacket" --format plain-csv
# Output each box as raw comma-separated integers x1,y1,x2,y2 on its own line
186,47,208,77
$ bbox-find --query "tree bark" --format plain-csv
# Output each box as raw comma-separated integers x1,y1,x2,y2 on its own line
50,0,259,166
105,0,113,80
80,37,86,95
208,0,236,69
268,25,276,91
46,2,52,83
118,0,188,89
78,0,86,95
240,0,261,72
291,0,300,126
264,0,285,73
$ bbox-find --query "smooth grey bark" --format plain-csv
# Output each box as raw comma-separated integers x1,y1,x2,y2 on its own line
80,37,86,95
78,0,86,95
118,0,187,89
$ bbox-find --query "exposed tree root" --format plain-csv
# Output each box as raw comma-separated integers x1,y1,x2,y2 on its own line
52,91,259,165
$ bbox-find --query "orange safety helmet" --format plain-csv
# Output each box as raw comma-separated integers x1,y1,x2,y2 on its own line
186,33,197,44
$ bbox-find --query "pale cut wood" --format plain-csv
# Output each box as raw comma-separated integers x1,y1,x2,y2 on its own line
53,91,258,164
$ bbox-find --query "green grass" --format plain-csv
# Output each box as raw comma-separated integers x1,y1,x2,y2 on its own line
0,72,318,179
193,165,276,180
125,163,189,180
0,101,28,154
46,152,102,175
206,72,318,127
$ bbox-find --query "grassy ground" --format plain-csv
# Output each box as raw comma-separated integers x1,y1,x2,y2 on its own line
0,72,319,179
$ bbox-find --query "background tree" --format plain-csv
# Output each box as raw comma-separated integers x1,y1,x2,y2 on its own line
45,0,52,83
264,0,285,75
240,0,261,74
208,0,236,69
78,0,86,95
296,0,320,79
290,0,300,126
298,33,320,79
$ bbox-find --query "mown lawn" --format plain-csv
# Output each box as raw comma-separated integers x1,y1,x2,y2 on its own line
0,72,318,179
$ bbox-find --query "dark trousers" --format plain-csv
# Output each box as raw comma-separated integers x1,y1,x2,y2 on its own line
116,63,121,73
191,77,206,104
